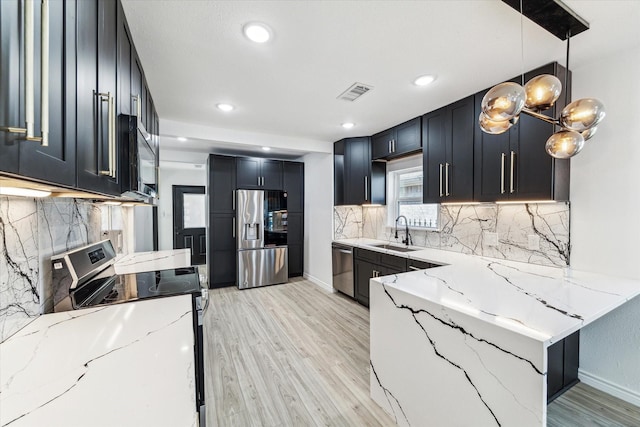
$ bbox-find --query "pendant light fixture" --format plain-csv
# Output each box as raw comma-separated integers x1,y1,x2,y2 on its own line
480,0,605,159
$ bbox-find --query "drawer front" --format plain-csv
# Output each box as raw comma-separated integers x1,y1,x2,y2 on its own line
354,247,380,264
407,259,434,270
380,253,408,271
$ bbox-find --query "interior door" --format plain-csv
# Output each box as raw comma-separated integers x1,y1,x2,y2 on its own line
173,185,206,265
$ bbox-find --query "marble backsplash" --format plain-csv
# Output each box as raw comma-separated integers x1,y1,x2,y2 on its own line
0,197,131,342
334,202,570,267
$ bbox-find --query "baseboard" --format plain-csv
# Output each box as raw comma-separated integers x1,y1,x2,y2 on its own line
303,273,334,293
579,369,640,407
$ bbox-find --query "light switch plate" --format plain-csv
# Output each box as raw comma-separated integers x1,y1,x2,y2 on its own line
528,234,540,250
485,232,499,247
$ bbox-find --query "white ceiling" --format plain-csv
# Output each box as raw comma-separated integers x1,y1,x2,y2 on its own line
121,0,640,163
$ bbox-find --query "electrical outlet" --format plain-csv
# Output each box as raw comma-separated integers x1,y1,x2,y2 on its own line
528,234,540,251
485,232,499,247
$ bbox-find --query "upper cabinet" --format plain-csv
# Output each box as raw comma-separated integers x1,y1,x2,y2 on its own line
422,96,475,203
334,137,385,206
236,158,283,190
0,0,77,186
474,63,570,202
283,161,304,213
371,117,421,160
76,0,121,195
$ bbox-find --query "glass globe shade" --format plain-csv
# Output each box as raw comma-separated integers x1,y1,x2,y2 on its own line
581,126,598,141
481,82,526,121
524,74,562,110
545,130,585,159
560,98,606,132
478,113,517,135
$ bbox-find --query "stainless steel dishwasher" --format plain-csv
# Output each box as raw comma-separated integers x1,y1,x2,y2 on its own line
332,243,354,297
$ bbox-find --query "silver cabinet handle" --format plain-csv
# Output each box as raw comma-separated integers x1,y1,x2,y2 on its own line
500,153,506,194
439,163,444,197
445,162,450,197
257,176,261,186
132,94,142,119
408,266,421,271
388,140,392,154
510,151,516,194
98,92,116,178
232,190,236,210
232,217,236,238
392,139,396,153
1,0,49,146
364,176,368,201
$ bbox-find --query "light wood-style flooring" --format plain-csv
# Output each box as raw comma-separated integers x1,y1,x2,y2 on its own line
204,278,640,426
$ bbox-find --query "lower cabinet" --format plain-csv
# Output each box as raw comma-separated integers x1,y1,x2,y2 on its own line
547,330,580,402
208,214,236,288
286,212,303,277
353,248,409,308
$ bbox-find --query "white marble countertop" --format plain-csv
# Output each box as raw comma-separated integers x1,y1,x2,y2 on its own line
336,238,640,345
0,295,198,427
114,248,191,275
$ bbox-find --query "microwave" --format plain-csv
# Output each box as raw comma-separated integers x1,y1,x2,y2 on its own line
119,114,157,202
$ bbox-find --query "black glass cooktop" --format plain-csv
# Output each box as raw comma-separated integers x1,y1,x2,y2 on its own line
72,267,201,309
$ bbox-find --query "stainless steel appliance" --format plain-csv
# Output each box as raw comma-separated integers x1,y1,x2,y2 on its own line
332,243,354,297
51,240,207,426
236,189,288,289
119,114,157,203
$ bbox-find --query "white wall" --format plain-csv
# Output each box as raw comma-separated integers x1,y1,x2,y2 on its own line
157,164,207,251
303,152,334,290
570,45,640,404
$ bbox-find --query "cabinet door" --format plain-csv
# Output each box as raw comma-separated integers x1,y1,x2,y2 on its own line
344,137,370,205
261,159,283,190
208,214,236,288
446,96,474,202
393,117,421,157
117,2,131,116
0,0,21,173
286,212,303,277
17,0,76,186
208,155,236,214
283,161,304,213
422,107,447,203
236,157,261,189
371,130,392,160
76,0,120,195
334,140,345,205
473,90,514,202
354,258,376,308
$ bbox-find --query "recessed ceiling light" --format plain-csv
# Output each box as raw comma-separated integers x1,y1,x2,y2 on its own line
342,122,355,129
262,147,271,151
0,186,51,198
413,74,437,87
177,137,187,142
243,22,272,43
217,103,235,112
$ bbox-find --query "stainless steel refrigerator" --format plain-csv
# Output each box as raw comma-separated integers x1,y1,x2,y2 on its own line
236,189,288,289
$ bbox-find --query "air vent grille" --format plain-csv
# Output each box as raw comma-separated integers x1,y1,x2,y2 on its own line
337,82,373,102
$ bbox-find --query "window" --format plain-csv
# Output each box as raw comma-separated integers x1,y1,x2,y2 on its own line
388,163,439,230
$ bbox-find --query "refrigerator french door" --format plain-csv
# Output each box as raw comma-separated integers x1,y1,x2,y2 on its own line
236,189,288,289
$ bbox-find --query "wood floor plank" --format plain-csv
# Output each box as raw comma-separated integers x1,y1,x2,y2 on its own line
204,278,640,427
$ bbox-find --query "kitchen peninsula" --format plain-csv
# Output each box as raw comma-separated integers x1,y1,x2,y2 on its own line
336,239,640,426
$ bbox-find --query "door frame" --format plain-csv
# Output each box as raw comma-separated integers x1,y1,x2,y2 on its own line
172,185,206,264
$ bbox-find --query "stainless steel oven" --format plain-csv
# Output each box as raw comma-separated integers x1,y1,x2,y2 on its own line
119,114,157,202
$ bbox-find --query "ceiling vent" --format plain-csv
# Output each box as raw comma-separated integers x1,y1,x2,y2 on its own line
337,82,373,102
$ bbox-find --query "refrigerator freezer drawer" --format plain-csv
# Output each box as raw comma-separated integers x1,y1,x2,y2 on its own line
238,247,288,289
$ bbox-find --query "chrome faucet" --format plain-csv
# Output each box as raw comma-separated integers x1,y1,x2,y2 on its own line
394,215,412,246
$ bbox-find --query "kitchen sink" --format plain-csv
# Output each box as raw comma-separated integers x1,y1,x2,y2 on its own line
370,244,420,253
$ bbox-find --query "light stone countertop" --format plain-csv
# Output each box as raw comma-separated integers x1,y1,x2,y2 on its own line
0,295,198,427
114,248,191,275
336,238,640,345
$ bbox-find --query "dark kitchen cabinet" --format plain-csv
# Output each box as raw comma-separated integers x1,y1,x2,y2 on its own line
353,248,408,307
547,330,580,402
286,213,303,277
207,155,237,288
422,96,475,203
283,161,304,277
372,117,422,160
236,157,283,190
0,0,77,186
334,137,385,206
76,0,121,195
474,62,570,202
